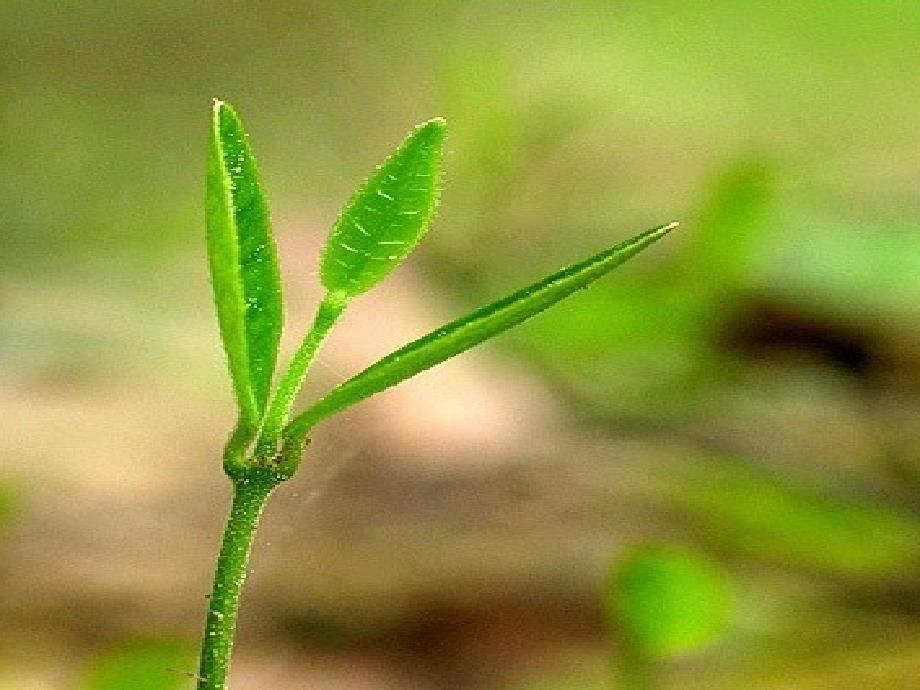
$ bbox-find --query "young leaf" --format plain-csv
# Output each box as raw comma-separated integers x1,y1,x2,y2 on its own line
604,545,729,660
320,118,446,301
286,222,676,439
206,100,283,431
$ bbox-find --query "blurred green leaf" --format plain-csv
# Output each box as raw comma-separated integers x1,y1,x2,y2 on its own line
287,222,675,438
605,545,729,660
0,480,18,535
510,282,718,420
761,214,920,328
206,99,283,431
682,157,775,292
81,638,193,690
675,463,920,575
320,118,446,301
439,50,522,187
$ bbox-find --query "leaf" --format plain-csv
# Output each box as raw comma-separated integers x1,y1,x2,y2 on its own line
682,156,774,291
604,545,729,660
320,118,446,301
206,100,283,430
287,222,676,438
81,637,194,690
672,462,920,575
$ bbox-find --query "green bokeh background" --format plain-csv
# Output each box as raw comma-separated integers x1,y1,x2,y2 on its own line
2,2,920,688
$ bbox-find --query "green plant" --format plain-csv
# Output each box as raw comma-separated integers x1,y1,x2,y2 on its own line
197,99,675,689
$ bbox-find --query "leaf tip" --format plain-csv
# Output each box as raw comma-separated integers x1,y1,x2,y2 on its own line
648,221,679,241
211,98,229,117
621,220,679,254
414,117,448,143
638,220,679,247
213,99,242,125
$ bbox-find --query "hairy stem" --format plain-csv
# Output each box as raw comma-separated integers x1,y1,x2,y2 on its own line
256,294,346,456
197,474,278,689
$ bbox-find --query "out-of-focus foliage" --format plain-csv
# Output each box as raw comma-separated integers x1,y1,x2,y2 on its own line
511,676,601,690
0,480,18,535
763,216,920,329
672,462,920,576
80,638,194,690
605,545,729,660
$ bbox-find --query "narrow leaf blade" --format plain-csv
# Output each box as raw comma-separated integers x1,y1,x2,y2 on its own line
320,118,446,300
289,222,676,436
206,100,283,427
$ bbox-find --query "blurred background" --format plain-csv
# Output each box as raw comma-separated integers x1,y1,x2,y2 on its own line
2,1,920,688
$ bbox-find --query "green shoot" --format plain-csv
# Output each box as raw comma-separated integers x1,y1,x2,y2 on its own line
205,100,283,461
197,99,674,690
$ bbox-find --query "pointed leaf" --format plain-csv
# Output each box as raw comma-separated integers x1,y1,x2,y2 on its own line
206,100,283,429
320,118,446,301
288,222,676,438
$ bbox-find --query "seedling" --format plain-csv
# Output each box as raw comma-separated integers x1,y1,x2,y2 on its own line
198,99,675,688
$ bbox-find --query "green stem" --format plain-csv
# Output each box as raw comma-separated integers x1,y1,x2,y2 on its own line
256,293,346,457
222,419,255,473
197,474,278,690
